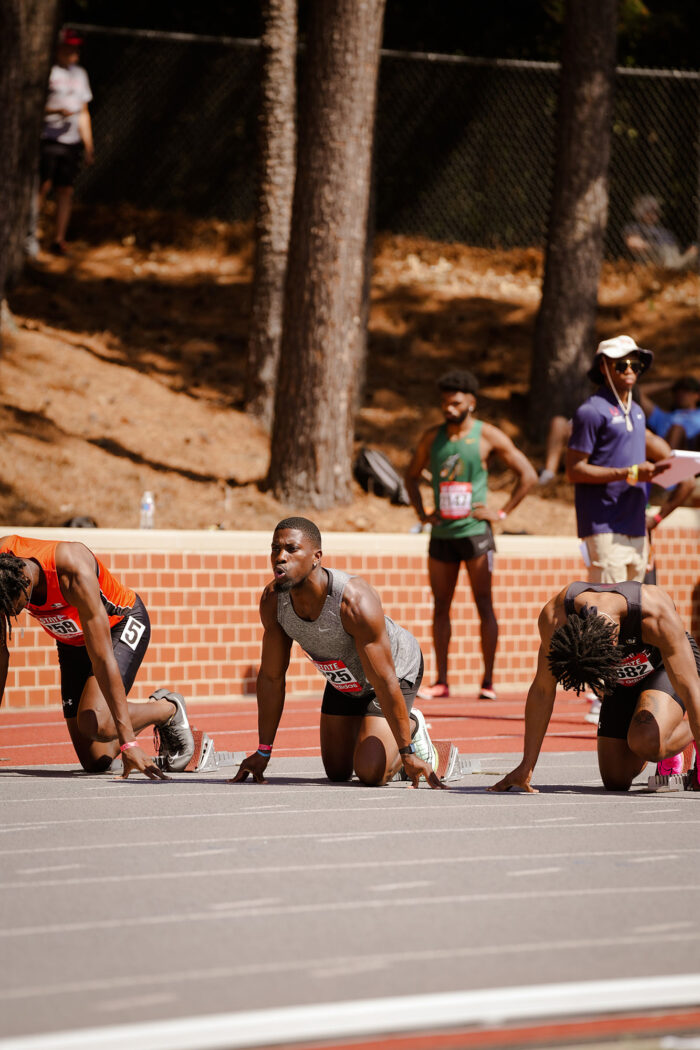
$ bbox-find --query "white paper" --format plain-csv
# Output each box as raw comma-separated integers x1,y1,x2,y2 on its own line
652,450,700,489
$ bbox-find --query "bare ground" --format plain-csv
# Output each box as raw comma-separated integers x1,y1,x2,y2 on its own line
2,203,699,535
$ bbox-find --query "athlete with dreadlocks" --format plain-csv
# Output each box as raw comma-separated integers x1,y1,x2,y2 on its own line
0,535,195,778
489,579,700,793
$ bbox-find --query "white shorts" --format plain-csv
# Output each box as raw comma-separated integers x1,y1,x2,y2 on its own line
582,532,648,584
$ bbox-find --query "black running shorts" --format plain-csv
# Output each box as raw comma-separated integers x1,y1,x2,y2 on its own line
429,528,495,564
321,656,424,717
39,141,84,188
56,594,151,718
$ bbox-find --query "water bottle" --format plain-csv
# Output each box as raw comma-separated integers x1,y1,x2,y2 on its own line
139,490,155,529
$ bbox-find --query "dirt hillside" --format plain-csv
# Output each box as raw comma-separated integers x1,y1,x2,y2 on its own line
3,204,699,535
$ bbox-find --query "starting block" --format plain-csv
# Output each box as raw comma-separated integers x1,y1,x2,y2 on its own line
154,728,246,774
391,740,481,783
647,768,699,793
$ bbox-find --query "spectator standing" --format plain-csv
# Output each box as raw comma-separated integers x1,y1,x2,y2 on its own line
405,370,537,701
37,27,94,255
566,335,671,586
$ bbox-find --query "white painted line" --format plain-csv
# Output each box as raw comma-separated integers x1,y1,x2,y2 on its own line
16,865,81,875
628,855,680,863
372,880,432,892
94,993,176,1013
1,974,699,1049
635,922,694,933
507,867,562,877
1,883,698,938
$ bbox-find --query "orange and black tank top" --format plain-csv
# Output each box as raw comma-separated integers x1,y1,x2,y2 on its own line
1,536,136,647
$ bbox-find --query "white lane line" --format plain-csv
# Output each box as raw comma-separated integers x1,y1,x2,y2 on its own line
1,793,691,828
627,854,680,863
16,865,81,876
635,921,695,933
1,973,699,1050
372,881,432,892
208,899,280,910
532,817,577,823
1,883,698,939
508,867,562,877
5,835,700,860
94,993,176,1012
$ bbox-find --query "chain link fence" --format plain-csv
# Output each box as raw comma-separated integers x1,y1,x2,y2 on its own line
72,25,700,260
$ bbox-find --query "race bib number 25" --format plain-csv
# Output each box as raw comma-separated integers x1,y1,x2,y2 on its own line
311,658,362,693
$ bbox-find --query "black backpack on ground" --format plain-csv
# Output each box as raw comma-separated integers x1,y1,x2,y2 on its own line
353,447,411,505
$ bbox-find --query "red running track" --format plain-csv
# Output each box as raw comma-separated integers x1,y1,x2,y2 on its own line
0,690,597,768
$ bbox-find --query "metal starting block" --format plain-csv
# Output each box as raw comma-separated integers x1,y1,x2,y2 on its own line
647,769,699,793
391,740,481,783
154,728,246,774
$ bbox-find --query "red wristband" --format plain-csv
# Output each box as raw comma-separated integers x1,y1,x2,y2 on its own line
653,513,662,525
498,510,507,520
120,740,139,753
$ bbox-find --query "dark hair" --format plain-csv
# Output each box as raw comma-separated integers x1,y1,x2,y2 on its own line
274,516,322,549
0,552,31,645
437,370,479,396
547,608,622,698
672,376,700,394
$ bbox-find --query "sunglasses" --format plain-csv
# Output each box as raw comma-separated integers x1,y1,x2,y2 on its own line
612,359,643,375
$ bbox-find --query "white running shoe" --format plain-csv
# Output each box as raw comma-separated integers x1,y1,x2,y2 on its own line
410,707,438,771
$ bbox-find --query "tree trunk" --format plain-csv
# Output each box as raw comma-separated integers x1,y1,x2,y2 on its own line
0,1,61,342
244,0,297,430
528,0,619,437
267,0,386,508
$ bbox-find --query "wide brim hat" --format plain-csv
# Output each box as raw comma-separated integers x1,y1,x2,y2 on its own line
587,334,654,384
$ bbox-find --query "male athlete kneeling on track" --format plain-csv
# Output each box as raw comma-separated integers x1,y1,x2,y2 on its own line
0,535,195,778
232,517,445,789
489,580,700,793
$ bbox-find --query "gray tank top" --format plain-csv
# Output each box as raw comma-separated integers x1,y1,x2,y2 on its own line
276,568,421,699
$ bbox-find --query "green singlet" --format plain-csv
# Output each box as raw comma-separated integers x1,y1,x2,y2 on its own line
429,420,488,539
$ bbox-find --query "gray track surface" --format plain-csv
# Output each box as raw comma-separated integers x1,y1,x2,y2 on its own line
1,753,699,1041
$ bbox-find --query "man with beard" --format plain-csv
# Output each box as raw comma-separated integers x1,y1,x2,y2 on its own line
231,518,444,789
405,370,537,701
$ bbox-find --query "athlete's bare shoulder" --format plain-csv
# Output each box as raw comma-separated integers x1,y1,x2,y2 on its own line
340,575,383,631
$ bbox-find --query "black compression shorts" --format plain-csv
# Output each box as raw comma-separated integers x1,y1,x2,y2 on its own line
56,594,151,718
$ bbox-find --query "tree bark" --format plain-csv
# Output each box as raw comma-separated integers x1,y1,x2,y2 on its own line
528,0,619,436
0,1,61,342
244,0,297,430
267,0,386,508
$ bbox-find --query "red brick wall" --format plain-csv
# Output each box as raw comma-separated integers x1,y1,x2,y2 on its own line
3,523,699,710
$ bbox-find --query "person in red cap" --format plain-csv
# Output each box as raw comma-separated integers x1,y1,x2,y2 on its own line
37,27,94,255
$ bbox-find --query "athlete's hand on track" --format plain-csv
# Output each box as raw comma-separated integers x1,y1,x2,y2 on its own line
488,764,538,793
119,745,170,781
229,751,270,784
402,754,448,790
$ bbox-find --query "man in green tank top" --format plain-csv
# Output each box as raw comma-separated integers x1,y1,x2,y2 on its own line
405,370,537,700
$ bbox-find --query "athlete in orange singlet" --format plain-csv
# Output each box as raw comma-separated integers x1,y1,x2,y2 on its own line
0,535,194,778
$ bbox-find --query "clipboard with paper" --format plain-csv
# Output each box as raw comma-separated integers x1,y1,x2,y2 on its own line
652,449,700,489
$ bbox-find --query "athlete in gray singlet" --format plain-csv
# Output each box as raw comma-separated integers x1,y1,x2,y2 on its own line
232,517,445,789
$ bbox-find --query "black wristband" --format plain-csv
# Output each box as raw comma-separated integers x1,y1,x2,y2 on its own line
398,743,416,755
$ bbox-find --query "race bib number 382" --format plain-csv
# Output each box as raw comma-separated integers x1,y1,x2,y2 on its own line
311,658,362,693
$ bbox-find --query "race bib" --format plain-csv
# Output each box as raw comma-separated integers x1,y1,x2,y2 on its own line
36,613,81,640
616,650,656,686
439,481,472,519
311,658,362,693
120,616,146,652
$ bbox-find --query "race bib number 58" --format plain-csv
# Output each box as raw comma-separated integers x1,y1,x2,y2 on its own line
311,658,362,693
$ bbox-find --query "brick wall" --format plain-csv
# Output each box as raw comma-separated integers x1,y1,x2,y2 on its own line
3,516,699,710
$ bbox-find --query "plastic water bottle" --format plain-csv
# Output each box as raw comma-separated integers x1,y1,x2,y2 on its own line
139,490,155,529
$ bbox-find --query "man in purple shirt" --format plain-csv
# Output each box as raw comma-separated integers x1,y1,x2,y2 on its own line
566,335,669,584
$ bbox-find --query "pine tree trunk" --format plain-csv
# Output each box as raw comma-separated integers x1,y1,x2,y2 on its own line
268,0,386,508
528,0,619,436
244,0,297,430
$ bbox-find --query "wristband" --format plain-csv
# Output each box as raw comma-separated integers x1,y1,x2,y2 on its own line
626,464,639,485
398,743,416,755
120,740,139,753
497,509,507,520
257,744,273,757
653,512,663,525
